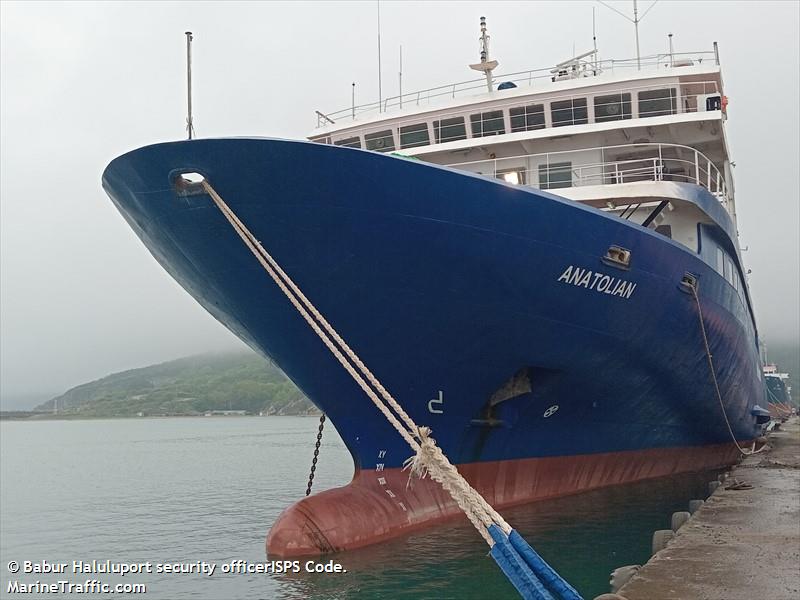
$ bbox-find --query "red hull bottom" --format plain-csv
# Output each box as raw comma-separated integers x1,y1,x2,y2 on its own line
267,443,741,556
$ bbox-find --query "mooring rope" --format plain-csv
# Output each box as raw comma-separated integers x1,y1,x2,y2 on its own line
200,180,503,544
689,284,766,456
199,179,581,600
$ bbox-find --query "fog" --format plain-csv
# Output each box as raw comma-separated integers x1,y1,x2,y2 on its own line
1,1,798,406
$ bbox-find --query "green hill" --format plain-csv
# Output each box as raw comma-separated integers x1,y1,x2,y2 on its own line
30,342,799,419
35,352,315,417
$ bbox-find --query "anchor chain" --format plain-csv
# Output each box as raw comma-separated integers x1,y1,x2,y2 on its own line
305,413,326,496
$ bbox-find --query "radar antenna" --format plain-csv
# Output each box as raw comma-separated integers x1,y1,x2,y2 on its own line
550,49,598,81
469,16,498,93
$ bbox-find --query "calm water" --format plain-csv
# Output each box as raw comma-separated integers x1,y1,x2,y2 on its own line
0,417,718,599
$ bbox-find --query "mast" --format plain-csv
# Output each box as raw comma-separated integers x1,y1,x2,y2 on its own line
468,16,498,93
399,45,403,109
377,1,382,112
633,0,641,70
185,31,195,140
592,6,599,74
668,33,674,67
597,0,659,71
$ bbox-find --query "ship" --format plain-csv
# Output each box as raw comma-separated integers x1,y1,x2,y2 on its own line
763,364,795,420
102,19,770,557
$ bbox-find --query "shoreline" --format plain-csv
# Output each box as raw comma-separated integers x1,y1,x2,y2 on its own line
0,412,322,422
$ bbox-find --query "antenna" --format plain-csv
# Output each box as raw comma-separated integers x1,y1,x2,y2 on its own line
469,16,499,93
596,0,660,70
352,82,356,119
377,1,382,112
185,31,195,139
633,0,640,69
668,33,674,67
592,6,598,73
399,45,403,109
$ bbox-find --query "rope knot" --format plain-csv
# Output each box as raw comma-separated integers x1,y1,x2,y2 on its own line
402,426,439,484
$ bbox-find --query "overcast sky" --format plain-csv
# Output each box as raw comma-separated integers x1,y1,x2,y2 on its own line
1,1,798,406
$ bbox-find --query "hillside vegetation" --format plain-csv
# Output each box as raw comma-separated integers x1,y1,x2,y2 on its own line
36,352,314,417
31,343,798,419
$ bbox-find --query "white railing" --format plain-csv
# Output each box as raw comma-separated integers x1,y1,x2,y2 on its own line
315,50,719,127
445,142,728,205
311,79,723,154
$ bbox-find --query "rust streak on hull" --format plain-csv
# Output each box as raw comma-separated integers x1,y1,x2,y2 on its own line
267,443,743,556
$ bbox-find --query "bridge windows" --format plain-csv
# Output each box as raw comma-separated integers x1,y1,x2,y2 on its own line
365,130,395,152
322,83,707,152
594,93,632,122
433,117,467,143
470,110,506,137
551,98,588,127
333,136,361,148
638,88,677,118
399,123,430,149
509,104,545,132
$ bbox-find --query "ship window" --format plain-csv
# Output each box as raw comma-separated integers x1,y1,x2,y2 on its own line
551,98,588,127
594,93,632,122
728,259,736,286
638,88,677,118
399,123,430,149
723,255,733,284
433,117,467,143
497,168,526,185
538,162,572,189
470,110,505,137
334,136,361,148
716,247,725,274
509,104,545,132
365,130,395,152
655,224,672,239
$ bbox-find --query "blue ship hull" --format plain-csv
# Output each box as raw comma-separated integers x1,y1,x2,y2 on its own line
103,138,766,554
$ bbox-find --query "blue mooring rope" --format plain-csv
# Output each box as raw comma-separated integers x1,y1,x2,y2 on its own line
488,525,584,600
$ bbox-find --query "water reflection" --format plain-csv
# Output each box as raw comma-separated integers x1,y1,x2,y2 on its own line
1,418,721,599
273,470,719,599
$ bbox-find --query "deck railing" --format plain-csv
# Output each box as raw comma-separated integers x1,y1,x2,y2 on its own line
311,79,723,155
445,142,728,205
316,50,719,127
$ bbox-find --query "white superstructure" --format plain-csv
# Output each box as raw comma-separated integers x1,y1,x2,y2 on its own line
310,27,744,297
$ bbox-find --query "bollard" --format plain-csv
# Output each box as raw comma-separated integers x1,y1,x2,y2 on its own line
688,499,704,514
652,529,674,555
671,511,691,531
609,565,640,593
708,480,721,495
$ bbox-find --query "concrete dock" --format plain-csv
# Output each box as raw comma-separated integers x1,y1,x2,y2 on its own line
613,418,800,600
